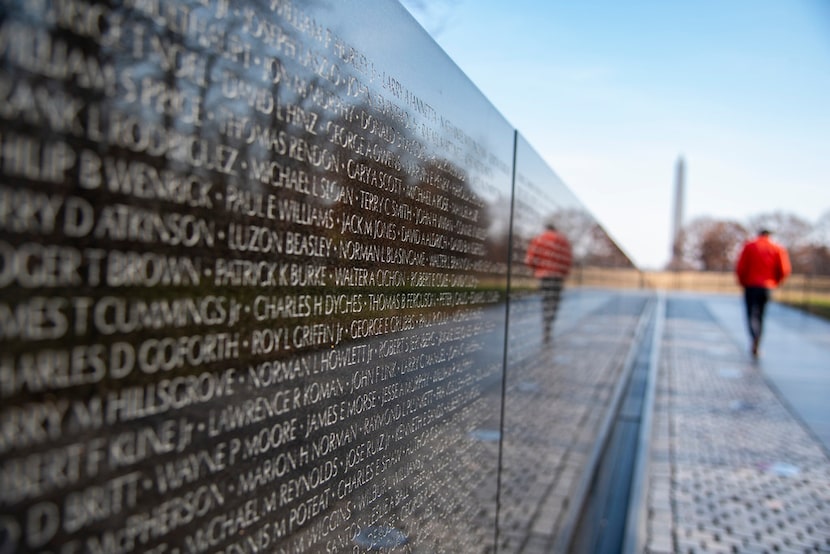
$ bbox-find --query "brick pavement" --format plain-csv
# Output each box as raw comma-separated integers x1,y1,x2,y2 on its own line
500,292,653,553
640,297,830,554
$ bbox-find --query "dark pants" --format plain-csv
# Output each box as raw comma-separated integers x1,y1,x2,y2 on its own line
540,276,564,338
744,286,770,344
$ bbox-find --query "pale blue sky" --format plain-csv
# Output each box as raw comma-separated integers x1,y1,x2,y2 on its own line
400,0,830,268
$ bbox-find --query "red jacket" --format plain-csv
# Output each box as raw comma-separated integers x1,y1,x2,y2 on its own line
735,235,791,289
525,230,573,279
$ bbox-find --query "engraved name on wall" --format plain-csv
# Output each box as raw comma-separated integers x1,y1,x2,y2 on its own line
0,1,511,552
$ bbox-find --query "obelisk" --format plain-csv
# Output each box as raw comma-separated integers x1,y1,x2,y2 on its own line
670,157,685,268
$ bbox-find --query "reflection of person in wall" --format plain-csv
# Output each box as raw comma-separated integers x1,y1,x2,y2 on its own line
735,228,791,358
525,223,573,341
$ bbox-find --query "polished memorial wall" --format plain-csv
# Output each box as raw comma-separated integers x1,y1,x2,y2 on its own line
499,136,648,552
0,1,643,552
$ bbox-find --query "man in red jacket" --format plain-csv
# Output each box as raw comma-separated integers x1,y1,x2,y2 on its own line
735,229,791,357
526,224,573,341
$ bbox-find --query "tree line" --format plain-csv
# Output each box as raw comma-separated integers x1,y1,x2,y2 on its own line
670,210,830,275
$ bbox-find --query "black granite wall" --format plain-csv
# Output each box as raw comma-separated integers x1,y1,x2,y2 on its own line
0,1,645,552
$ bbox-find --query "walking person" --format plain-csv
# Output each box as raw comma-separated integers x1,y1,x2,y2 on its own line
735,229,791,357
525,223,573,342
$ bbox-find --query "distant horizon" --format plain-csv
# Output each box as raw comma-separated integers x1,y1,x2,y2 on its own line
400,0,830,270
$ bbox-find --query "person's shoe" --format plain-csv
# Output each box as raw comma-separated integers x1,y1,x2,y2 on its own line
751,338,759,358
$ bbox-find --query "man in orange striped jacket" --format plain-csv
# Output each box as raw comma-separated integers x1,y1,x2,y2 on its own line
526,224,573,342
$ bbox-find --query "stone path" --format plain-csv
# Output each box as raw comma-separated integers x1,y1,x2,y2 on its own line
640,297,830,554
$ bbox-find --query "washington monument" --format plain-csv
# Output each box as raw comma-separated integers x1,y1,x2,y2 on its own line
670,157,685,269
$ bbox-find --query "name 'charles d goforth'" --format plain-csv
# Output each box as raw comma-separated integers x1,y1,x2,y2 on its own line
226,224,332,257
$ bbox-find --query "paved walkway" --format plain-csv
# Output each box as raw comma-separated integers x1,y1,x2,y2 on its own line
635,293,830,554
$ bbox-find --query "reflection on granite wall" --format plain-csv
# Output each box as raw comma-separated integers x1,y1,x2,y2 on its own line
499,136,650,552
0,1,646,552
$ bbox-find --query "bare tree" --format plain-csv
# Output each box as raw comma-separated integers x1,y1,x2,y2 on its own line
747,212,813,273
674,217,749,271
747,211,812,250
806,211,830,276
672,211,830,275
553,208,634,269
700,220,749,271
810,210,830,249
